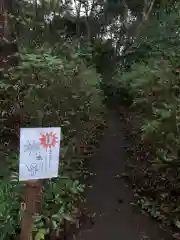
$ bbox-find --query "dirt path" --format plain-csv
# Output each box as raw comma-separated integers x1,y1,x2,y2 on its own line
78,112,172,240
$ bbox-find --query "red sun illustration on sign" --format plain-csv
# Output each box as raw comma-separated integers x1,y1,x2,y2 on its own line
40,132,58,149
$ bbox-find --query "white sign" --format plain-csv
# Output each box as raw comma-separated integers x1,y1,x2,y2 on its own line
19,127,61,181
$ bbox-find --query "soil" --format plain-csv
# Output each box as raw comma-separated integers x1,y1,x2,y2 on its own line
77,111,172,240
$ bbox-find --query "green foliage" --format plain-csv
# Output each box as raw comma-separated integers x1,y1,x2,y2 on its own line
0,40,105,238
34,177,84,236
113,3,180,227
116,4,180,165
0,173,22,239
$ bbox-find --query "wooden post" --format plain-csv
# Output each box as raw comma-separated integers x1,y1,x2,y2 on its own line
20,180,42,240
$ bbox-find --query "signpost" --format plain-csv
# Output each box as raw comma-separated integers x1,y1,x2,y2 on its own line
19,127,61,240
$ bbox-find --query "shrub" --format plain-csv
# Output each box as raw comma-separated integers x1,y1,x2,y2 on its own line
0,41,105,238
116,5,180,168
112,3,180,228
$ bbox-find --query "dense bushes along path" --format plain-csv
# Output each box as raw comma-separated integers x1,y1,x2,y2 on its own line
77,112,172,240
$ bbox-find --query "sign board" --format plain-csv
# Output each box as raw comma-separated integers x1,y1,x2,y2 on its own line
19,127,61,181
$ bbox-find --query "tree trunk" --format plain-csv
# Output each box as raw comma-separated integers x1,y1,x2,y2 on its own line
0,0,10,38
0,0,19,71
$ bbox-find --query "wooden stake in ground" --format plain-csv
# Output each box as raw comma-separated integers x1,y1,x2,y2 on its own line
20,180,41,240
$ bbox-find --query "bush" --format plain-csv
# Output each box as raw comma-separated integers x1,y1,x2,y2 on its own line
114,4,180,227
118,6,180,166
0,41,105,238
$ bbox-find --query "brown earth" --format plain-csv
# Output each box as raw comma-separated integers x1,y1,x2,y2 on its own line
77,112,172,240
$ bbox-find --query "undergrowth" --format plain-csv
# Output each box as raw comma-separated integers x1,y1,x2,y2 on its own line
0,41,106,239
112,4,180,235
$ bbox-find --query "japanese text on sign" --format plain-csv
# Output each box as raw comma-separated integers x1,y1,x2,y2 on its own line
19,127,61,181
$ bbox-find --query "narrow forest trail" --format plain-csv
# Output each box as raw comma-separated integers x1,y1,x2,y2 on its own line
77,112,172,240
